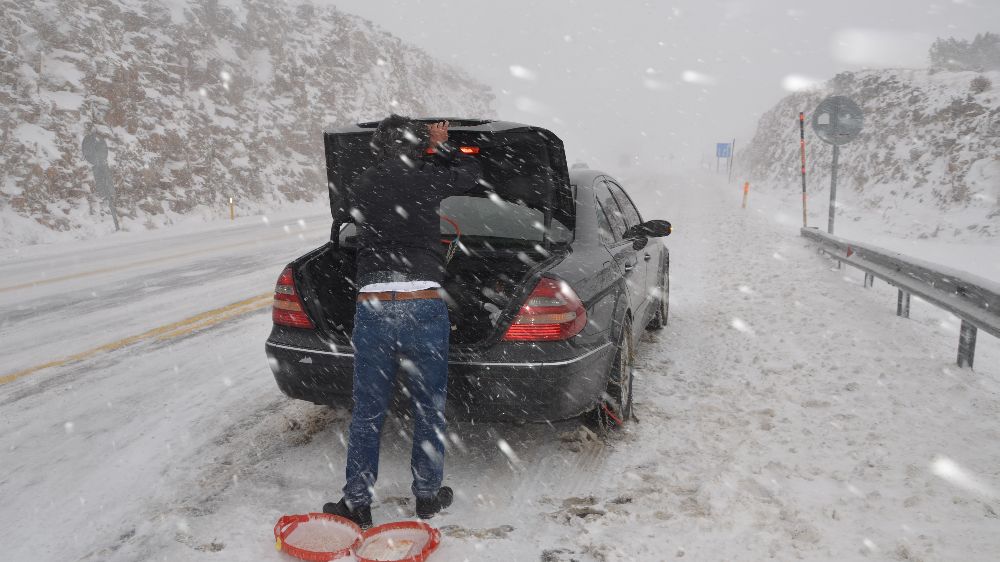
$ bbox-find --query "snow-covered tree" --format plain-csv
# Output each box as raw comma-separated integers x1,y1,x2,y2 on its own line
929,32,1000,71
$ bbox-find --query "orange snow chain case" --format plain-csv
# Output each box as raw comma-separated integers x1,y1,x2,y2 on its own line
355,521,442,562
274,513,362,561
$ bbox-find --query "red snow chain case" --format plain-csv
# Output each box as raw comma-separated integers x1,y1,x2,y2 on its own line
355,521,441,562
274,513,362,561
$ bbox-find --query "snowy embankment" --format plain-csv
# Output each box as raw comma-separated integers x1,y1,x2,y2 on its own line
1,175,998,561
737,177,1000,285
738,68,1000,246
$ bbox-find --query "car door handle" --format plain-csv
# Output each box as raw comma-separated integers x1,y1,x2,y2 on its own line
644,253,652,262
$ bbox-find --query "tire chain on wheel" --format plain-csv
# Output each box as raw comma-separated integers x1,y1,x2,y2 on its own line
596,318,634,432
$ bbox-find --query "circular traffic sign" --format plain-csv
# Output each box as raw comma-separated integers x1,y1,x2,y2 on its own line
81,133,108,165
811,96,864,146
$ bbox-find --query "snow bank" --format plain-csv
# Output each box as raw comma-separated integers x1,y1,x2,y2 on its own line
738,68,1000,242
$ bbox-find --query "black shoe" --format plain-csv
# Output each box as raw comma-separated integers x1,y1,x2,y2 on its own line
415,486,453,519
323,498,373,529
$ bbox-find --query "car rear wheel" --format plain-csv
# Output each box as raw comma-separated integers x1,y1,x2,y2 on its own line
589,316,634,432
646,260,669,330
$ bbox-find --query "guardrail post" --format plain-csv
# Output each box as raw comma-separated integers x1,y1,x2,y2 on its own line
896,290,910,318
958,320,977,368
802,227,999,370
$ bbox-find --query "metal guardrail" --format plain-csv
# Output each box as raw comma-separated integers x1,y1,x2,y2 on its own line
801,227,1000,369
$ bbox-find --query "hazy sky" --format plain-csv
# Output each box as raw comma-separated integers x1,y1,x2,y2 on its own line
327,0,998,169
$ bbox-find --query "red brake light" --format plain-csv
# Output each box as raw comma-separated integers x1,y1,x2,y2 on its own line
425,146,479,155
272,267,315,329
502,277,587,341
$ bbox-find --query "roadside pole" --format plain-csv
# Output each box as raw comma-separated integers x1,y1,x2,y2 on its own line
229,196,235,221
799,112,808,228
742,181,750,209
828,145,839,234
727,138,736,183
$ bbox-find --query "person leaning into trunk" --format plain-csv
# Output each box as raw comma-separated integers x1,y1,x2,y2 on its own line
323,115,482,528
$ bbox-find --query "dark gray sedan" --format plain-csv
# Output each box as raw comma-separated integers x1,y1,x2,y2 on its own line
266,119,671,427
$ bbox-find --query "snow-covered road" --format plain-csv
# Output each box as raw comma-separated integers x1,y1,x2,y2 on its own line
1,177,998,561
0,210,330,378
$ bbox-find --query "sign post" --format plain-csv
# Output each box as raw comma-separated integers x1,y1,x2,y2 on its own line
82,133,119,231
829,144,839,233
727,138,736,183
798,112,808,228
811,96,863,235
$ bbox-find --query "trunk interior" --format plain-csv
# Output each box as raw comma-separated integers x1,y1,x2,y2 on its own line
298,241,559,347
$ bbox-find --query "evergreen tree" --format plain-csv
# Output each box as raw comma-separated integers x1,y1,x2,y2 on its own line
929,32,1000,71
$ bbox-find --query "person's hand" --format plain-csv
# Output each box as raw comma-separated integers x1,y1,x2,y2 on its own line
428,120,449,148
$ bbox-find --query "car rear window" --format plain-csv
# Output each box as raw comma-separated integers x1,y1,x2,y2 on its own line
440,196,571,243
338,196,571,247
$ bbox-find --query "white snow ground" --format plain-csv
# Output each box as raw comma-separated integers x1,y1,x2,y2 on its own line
719,176,1000,286
1,175,998,561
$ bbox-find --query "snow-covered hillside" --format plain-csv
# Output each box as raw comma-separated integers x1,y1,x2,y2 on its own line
739,69,1000,240
0,0,494,246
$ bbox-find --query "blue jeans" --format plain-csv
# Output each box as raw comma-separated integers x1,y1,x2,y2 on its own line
343,296,450,507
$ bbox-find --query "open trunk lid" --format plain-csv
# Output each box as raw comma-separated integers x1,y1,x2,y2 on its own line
323,119,574,241
301,119,574,347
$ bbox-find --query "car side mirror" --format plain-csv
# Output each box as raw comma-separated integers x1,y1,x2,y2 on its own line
626,219,672,239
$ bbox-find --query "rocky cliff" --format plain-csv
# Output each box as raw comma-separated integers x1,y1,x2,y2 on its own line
0,0,494,245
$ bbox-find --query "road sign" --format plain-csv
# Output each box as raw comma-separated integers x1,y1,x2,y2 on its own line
81,133,119,231
82,133,108,165
716,143,731,158
810,96,864,235
811,96,863,146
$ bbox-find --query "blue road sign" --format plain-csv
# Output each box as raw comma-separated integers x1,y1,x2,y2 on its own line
716,143,731,158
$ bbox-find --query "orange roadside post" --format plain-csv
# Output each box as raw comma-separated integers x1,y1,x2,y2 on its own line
742,181,750,209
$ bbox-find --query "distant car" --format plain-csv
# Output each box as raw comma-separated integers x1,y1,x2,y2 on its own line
265,119,671,427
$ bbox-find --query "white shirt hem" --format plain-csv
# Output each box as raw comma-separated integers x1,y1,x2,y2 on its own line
358,281,441,293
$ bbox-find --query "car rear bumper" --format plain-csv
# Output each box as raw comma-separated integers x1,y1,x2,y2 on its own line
265,338,614,422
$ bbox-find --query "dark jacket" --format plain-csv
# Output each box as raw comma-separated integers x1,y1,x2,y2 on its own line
348,149,482,287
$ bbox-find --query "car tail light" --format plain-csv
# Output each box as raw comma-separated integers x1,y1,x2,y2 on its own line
272,267,314,329
502,277,587,341
425,146,479,155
